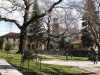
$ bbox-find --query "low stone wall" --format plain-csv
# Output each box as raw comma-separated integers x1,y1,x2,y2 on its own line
34,50,91,57
34,50,65,56
69,50,91,57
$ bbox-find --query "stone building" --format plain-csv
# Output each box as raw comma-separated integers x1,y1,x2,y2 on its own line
0,32,44,50
27,43,44,50
69,35,91,51
0,32,20,50
52,18,59,50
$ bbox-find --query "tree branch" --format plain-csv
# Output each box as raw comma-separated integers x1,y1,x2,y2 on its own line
51,39,59,43
49,32,65,38
7,0,24,8
0,6,18,13
0,16,21,29
23,0,63,28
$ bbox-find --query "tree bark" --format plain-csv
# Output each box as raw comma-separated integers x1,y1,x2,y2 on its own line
98,46,100,58
17,27,27,55
47,37,50,50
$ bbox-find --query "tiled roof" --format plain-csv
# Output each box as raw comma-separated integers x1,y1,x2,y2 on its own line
0,32,20,39
69,40,81,44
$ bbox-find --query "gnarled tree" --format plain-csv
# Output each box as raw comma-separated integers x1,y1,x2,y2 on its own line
81,0,100,55
0,0,63,54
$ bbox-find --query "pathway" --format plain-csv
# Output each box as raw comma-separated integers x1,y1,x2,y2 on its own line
0,58,23,75
39,54,100,75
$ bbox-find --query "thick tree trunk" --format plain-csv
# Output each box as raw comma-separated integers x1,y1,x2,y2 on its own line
98,46,100,59
17,27,27,55
47,37,50,50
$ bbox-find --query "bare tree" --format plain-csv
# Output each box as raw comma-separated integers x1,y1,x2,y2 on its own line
43,14,65,50
74,0,100,55
0,0,63,54
42,14,52,50
62,10,81,37
43,7,81,50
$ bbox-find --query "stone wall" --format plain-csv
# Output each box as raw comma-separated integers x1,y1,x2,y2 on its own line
35,50,65,56
3,38,19,50
34,50,91,57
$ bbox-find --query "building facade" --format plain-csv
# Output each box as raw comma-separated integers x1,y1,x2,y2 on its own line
69,35,91,51
0,32,20,50
0,32,44,50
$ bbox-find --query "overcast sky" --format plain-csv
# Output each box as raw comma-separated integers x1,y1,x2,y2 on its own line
0,0,82,36
0,21,20,36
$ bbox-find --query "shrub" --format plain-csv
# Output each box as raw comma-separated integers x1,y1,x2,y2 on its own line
4,41,14,51
4,41,14,58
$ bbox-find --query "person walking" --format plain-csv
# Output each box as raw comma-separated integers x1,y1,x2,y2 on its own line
93,55,97,64
88,53,90,58
71,53,73,60
93,55,96,64
96,55,98,64
66,53,68,61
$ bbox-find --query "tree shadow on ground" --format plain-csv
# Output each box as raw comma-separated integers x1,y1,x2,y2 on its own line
82,73,97,75
40,65,96,75
41,69,96,75
10,64,39,75
0,65,15,69
7,60,97,75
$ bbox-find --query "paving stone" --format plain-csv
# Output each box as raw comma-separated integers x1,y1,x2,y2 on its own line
0,58,23,75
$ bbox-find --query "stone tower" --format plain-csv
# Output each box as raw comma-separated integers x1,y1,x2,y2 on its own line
52,18,59,50
52,18,59,36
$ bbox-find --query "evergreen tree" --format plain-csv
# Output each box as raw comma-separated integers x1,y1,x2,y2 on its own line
4,41,14,58
81,0,98,47
28,0,44,43
59,36,65,48
81,28,93,47
27,1,44,71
